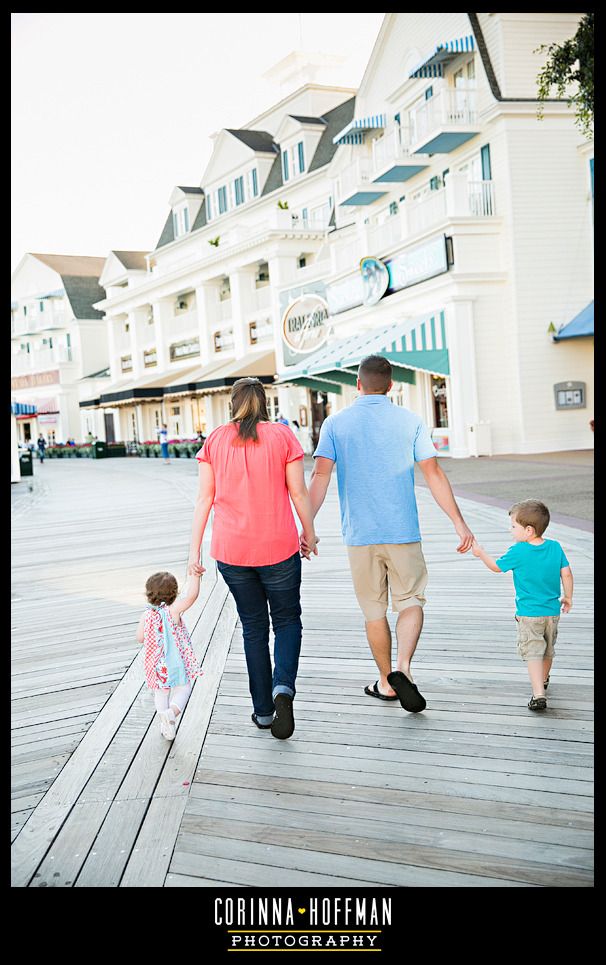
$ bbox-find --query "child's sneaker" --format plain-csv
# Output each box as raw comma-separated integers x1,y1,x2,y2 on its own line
528,695,547,712
159,708,176,740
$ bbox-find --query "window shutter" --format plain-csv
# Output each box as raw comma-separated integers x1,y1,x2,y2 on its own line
297,141,305,173
282,150,289,182
481,144,492,180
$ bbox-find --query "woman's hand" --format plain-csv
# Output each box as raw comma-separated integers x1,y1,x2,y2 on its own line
187,561,206,578
299,531,319,560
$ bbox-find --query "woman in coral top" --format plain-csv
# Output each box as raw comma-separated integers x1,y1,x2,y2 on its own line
187,377,318,740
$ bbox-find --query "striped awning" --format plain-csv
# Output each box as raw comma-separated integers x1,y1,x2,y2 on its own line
11,402,37,416
276,312,449,391
36,397,60,414
553,301,594,341
409,35,475,78
333,114,387,146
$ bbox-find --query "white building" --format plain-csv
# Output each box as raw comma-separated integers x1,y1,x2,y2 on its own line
276,12,594,456
81,59,356,450
11,253,108,445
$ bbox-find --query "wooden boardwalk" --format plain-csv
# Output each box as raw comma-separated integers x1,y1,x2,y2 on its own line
11,458,593,887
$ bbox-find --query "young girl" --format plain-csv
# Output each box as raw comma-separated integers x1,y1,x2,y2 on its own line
136,569,204,740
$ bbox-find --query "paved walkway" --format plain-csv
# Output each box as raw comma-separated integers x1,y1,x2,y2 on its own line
11,457,593,887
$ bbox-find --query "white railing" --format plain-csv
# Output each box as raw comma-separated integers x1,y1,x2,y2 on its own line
214,328,235,351
335,158,372,203
170,310,198,336
409,86,477,146
11,345,71,375
367,215,402,253
249,317,274,344
372,126,418,173
407,189,448,236
467,180,496,217
254,286,272,310
219,298,232,321
332,237,360,274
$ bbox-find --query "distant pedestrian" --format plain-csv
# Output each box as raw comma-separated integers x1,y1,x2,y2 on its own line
196,430,206,444
136,570,204,740
159,424,170,463
37,435,46,463
471,499,573,711
276,413,289,425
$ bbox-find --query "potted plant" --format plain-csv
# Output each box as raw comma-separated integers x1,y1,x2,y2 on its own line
208,236,220,247
277,200,289,210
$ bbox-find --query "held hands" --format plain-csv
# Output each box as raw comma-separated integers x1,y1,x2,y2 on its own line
299,531,320,560
471,538,483,558
561,597,573,614
455,521,475,554
187,561,206,578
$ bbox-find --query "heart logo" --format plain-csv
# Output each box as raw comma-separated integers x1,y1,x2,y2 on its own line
298,908,306,914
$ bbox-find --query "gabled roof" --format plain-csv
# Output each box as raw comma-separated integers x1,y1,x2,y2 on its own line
112,250,148,270
154,211,175,250
191,196,208,232
176,186,204,194
225,129,280,154
261,154,284,197
29,253,106,319
30,253,105,277
308,97,356,172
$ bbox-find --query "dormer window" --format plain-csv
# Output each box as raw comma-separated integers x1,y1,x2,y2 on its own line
172,206,190,238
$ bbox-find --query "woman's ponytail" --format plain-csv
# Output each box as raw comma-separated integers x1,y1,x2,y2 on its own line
230,378,270,442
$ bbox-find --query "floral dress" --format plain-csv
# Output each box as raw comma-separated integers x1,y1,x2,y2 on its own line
143,602,201,690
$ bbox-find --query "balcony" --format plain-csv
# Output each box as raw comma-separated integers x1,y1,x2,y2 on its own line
371,127,430,183
407,176,496,236
409,85,479,155
335,158,388,207
11,345,72,376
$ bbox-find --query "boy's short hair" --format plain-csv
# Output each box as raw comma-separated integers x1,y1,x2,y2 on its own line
358,354,392,393
509,500,550,537
145,571,178,606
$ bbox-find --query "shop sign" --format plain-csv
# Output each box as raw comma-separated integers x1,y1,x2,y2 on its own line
325,274,364,316
360,257,390,306
387,235,448,293
11,370,60,390
281,294,329,355
37,413,58,425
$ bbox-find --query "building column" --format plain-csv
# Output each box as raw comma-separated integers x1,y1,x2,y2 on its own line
127,308,147,379
443,299,480,458
229,268,256,359
268,253,297,371
195,283,218,366
107,316,121,384
150,299,171,371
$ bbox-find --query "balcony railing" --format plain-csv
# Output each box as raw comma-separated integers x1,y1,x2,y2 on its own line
11,345,71,376
407,189,448,236
371,127,430,183
409,85,478,153
367,215,403,253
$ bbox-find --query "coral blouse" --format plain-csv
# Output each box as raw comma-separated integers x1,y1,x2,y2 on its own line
196,421,304,566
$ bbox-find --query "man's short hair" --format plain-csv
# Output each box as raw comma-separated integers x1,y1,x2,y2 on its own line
509,499,550,537
358,354,392,394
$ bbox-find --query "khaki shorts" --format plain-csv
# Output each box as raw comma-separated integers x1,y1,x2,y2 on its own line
516,615,559,661
346,542,428,622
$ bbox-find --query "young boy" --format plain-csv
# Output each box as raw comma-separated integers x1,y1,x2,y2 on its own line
471,499,573,711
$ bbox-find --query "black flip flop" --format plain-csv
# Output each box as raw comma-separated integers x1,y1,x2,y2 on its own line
251,713,272,729
364,681,399,701
387,671,426,713
271,694,295,740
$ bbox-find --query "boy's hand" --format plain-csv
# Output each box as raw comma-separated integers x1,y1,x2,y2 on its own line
471,539,482,558
299,531,319,560
187,562,206,578
561,597,572,613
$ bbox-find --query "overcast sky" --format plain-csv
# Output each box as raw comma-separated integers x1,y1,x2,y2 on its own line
11,12,385,273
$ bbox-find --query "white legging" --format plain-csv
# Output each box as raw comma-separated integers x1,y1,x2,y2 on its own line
153,683,192,714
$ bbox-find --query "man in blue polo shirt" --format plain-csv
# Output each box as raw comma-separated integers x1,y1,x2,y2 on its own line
306,354,474,712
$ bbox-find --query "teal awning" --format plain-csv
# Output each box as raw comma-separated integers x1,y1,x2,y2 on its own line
333,113,387,146
553,301,594,341
277,312,449,392
11,402,37,416
409,35,475,78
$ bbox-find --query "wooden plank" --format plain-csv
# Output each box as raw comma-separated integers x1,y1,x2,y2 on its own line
75,800,149,888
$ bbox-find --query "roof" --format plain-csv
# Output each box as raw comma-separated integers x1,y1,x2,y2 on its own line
176,186,204,194
289,115,327,126
191,196,208,232
111,250,148,270
261,153,284,197
30,253,105,277
308,96,356,172
154,210,175,250
225,129,280,154
29,253,106,319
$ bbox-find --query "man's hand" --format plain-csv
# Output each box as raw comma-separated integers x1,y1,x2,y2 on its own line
187,562,206,578
299,531,319,560
455,521,474,554
561,597,573,614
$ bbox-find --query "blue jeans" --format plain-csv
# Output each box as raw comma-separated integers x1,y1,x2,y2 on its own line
217,552,302,723
160,442,169,459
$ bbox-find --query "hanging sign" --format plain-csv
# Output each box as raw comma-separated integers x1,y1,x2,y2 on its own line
360,256,390,306
281,294,329,354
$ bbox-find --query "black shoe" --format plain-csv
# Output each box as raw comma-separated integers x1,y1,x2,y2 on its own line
271,694,295,740
528,696,547,711
251,713,272,729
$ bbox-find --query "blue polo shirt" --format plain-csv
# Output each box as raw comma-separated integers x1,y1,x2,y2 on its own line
496,539,570,616
313,395,437,545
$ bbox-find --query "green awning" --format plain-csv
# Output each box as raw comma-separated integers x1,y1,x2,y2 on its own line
277,312,449,391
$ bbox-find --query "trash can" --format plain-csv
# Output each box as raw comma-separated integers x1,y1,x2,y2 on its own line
19,450,34,476
91,441,107,459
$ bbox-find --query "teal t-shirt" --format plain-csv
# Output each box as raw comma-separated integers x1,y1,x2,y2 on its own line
496,539,570,616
